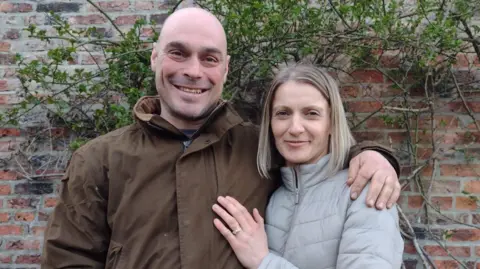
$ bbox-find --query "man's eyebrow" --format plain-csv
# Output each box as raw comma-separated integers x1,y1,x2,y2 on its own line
164,41,188,50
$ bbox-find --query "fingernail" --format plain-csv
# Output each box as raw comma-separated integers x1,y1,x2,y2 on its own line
387,203,392,209
351,192,357,199
368,200,374,207
377,202,384,209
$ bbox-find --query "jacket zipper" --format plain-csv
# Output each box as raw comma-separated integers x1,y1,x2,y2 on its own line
294,167,299,204
282,166,301,255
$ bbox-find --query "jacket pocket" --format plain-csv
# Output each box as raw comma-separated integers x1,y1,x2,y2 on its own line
105,240,124,269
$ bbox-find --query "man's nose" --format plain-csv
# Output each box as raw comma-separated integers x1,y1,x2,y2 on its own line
183,57,202,80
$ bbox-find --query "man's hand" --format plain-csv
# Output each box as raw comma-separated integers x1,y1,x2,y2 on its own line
346,150,401,210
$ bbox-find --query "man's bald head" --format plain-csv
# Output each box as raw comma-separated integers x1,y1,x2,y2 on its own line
149,7,231,129
158,7,228,53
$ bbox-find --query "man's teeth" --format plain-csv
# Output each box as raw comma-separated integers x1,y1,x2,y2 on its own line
179,87,203,94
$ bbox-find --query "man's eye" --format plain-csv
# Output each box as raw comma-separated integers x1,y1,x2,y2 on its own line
169,50,183,57
205,56,218,63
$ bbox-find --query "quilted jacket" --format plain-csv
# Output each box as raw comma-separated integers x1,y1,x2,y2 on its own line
259,154,404,269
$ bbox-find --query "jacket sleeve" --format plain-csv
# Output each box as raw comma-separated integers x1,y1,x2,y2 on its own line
41,147,110,269
336,183,404,269
348,141,400,176
257,252,300,269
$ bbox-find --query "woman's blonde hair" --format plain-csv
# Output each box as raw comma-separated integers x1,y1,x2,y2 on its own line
257,64,356,179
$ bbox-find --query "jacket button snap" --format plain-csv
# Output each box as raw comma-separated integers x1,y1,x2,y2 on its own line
205,140,210,144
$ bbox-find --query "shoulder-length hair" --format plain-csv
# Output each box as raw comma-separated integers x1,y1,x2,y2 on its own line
257,64,356,179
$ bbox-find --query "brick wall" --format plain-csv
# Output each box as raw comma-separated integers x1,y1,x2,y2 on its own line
0,1,479,269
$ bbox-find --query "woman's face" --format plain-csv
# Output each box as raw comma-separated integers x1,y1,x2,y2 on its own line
271,81,331,167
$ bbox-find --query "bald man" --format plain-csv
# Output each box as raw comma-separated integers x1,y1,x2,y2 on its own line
41,7,401,269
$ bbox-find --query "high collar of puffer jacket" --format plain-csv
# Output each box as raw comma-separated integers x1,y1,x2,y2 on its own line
132,95,244,141
280,154,332,192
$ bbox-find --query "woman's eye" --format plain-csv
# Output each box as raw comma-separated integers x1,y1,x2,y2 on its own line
275,111,288,116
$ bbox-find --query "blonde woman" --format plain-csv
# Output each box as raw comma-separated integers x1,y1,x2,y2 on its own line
212,64,404,269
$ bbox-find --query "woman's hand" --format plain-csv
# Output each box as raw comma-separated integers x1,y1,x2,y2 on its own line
212,196,269,269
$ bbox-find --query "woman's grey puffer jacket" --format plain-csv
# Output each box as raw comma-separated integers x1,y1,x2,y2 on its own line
258,154,404,269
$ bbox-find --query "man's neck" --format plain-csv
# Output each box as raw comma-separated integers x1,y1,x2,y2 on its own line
160,113,206,131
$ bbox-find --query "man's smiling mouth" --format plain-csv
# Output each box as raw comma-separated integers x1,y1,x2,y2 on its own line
174,85,208,94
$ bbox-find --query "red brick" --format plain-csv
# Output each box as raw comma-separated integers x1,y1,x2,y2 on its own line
114,15,145,25
14,212,35,222
68,15,106,25
3,29,20,40
44,197,57,208
436,115,459,129
31,226,46,236
0,42,10,52
0,128,20,136
339,86,358,98
7,198,39,209
347,101,383,112
404,242,417,254
0,170,17,180
434,260,459,269
446,102,480,113
0,213,9,222
135,1,154,10
0,2,33,13
473,214,480,225
408,195,424,209
476,246,480,256
0,54,15,65
38,211,50,221
0,96,8,104
88,1,130,11
424,245,471,257
81,55,106,65
0,254,12,263
430,181,460,194
454,53,470,67
0,225,22,235
456,197,478,210
5,239,40,250
366,116,403,129
15,254,41,264
0,184,10,195
465,181,480,194
416,148,433,160
379,55,401,68
352,131,384,142
350,70,384,83
449,229,480,241
0,80,6,90
441,164,480,177
431,196,453,210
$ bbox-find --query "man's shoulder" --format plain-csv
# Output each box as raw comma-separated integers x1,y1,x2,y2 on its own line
74,123,141,156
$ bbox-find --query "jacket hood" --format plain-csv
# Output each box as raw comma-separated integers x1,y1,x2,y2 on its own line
132,96,244,140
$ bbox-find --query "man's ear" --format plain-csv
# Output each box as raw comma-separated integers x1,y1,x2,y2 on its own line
150,42,158,71
223,54,230,82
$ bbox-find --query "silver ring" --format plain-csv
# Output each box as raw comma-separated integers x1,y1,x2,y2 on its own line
232,227,242,235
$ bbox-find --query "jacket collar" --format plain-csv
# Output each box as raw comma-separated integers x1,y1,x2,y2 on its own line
280,154,331,192
132,96,244,141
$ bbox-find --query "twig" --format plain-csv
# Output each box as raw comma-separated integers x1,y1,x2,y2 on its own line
383,106,430,112
397,205,433,269
449,68,480,131
86,0,125,39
